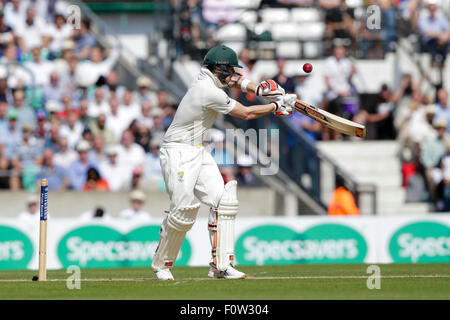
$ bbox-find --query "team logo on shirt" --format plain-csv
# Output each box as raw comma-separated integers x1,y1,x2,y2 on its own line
178,171,184,182
226,98,231,105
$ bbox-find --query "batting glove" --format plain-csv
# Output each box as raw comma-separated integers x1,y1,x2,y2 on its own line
256,79,285,103
272,94,296,117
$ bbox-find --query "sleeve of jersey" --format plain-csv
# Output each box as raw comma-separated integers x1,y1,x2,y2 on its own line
203,88,236,115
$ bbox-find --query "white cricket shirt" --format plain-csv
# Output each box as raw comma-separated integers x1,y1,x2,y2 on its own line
163,67,236,146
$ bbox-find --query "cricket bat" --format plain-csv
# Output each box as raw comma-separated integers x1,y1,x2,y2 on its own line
294,99,366,138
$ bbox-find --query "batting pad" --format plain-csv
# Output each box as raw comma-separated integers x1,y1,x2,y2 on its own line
216,180,238,271
152,203,200,271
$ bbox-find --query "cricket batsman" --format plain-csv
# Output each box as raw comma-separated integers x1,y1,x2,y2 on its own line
152,45,296,280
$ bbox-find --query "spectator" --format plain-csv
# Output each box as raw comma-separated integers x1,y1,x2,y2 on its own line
13,122,42,168
236,155,263,187
418,0,450,67
380,0,398,53
106,96,128,142
29,0,52,21
88,134,106,165
16,7,47,53
0,43,31,88
328,175,360,215
0,11,16,50
135,121,151,152
157,90,171,110
36,148,69,191
4,0,27,30
101,70,126,101
0,143,9,188
0,110,22,189
139,100,154,129
273,57,296,93
11,122,43,190
59,111,83,149
23,47,54,87
53,137,77,169
17,194,40,220
43,71,66,108
277,0,315,6
54,40,75,76
202,0,237,29
34,111,48,143
77,98,90,124
434,88,450,132
44,120,61,152
67,139,98,191
395,84,429,145
1,109,22,158
89,113,116,146
320,0,356,48
295,70,323,107
409,104,438,147
10,89,35,129
134,75,158,105
80,206,111,221
324,41,358,122
0,100,9,133
143,137,164,185
292,70,323,141
162,104,177,130
83,167,109,191
421,118,448,201
43,13,73,57
119,189,151,220
87,87,109,118
73,18,96,60
117,129,146,176
60,55,79,95
357,82,410,140
75,46,119,88
238,48,257,82
150,108,166,142
440,140,450,211
120,89,140,125
99,144,130,191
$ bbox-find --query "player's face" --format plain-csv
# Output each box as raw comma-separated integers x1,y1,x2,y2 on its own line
222,66,240,88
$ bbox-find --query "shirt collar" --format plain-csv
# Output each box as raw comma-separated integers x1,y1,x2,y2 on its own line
199,66,224,89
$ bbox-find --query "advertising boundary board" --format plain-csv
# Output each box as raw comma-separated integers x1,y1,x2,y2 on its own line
0,215,449,270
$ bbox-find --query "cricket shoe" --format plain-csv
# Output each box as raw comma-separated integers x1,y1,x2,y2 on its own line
155,269,174,280
208,264,246,279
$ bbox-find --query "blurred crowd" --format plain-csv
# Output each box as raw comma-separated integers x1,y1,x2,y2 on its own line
0,0,179,192
170,0,449,60
0,0,266,192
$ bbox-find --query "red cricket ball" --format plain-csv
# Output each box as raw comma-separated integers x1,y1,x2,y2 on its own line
303,63,313,73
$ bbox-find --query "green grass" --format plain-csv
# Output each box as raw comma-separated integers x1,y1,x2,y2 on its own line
1,264,449,300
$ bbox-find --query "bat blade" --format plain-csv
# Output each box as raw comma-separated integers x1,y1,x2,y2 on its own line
294,100,366,138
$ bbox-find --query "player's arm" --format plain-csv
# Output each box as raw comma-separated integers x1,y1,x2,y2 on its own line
229,94,296,120
228,100,276,120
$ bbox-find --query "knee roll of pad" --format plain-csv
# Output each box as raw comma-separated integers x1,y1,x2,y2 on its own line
167,203,201,232
218,181,239,216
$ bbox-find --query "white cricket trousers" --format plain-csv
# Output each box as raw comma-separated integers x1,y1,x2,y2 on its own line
160,144,225,212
